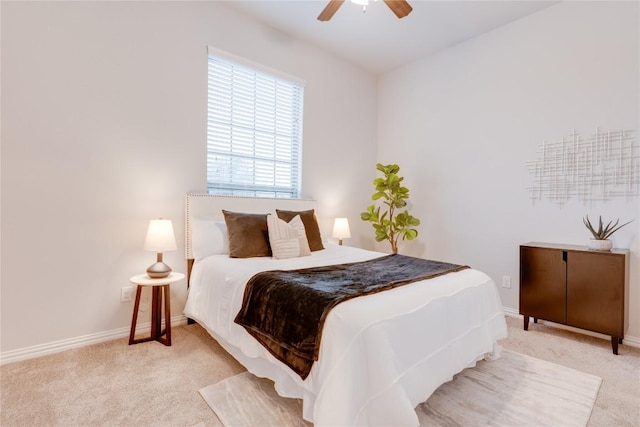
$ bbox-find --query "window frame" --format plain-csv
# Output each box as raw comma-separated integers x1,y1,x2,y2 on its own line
206,46,305,199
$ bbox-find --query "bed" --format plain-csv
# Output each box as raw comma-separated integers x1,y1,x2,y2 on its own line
183,193,508,426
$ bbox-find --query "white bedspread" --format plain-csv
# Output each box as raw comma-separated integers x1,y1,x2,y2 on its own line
184,245,507,426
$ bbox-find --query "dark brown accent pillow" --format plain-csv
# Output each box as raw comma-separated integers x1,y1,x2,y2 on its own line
276,209,324,251
222,210,271,258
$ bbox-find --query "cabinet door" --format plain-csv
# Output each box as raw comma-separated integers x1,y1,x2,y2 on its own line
567,251,625,336
520,246,566,324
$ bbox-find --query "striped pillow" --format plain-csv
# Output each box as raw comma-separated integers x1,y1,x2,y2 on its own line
267,214,310,259
289,215,311,257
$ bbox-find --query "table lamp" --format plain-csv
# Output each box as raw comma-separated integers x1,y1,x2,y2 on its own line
144,219,177,278
332,217,351,246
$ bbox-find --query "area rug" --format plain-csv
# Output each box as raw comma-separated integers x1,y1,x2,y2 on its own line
199,350,602,427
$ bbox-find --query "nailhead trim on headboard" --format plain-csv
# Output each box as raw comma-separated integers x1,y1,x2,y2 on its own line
185,193,317,260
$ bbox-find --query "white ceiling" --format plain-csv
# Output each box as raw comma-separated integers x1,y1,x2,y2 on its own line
228,0,559,74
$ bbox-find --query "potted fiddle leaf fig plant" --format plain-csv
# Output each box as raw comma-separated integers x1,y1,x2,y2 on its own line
361,163,420,254
583,215,633,251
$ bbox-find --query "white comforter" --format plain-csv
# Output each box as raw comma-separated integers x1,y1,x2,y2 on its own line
184,245,507,426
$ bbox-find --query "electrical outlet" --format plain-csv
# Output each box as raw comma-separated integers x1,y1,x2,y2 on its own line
501,275,511,289
121,286,134,302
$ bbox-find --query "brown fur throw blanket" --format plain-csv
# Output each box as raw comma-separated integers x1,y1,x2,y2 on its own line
234,254,469,379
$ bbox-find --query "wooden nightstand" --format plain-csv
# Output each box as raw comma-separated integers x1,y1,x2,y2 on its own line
128,272,185,346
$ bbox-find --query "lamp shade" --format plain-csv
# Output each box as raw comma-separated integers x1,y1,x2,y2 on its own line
144,219,177,252
332,218,351,239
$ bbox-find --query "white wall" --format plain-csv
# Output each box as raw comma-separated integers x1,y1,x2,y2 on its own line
378,1,640,339
1,1,377,353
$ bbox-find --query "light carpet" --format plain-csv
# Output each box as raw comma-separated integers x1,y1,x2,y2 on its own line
199,349,602,427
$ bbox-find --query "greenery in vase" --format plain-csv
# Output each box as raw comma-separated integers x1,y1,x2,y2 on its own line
583,215,633,240
360,163,420,254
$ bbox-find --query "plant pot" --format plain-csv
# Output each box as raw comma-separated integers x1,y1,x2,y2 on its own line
587,239,612,251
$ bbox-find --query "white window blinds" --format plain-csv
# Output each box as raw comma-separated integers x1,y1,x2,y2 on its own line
207,48,304,198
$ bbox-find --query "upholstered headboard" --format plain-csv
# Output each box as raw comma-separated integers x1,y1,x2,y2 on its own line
185,193,317,278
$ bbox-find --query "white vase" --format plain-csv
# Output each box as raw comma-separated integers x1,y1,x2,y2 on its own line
587,239,612,251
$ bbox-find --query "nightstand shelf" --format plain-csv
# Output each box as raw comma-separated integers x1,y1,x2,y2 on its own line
128,272,185,346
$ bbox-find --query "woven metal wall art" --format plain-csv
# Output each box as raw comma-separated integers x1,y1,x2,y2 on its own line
527,128,639,206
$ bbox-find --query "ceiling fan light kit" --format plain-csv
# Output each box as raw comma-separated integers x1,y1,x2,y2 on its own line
352,0,370,13
318,0,413,21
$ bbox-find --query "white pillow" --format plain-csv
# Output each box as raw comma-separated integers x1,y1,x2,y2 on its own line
267,214,310,259
191,219,229,260
289,215,311,257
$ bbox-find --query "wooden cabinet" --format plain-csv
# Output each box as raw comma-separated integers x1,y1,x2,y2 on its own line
520,242,629,354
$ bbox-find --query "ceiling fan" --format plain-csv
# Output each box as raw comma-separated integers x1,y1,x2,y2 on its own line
318,0,413,22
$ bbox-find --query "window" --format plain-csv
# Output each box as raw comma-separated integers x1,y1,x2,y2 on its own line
206,47,304,198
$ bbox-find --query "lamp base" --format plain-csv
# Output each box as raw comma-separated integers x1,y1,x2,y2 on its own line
146,262,172,279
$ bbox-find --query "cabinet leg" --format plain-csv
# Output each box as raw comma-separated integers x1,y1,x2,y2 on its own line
533,317,538,324
523,315,529,331
611,336,619,355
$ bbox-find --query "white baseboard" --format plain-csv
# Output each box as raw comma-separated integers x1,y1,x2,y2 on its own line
502,306,640,349
0,315,188,365
3,309,638,365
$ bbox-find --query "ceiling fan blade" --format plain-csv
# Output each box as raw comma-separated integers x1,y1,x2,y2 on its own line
318,0,345,21
383,0,413,19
